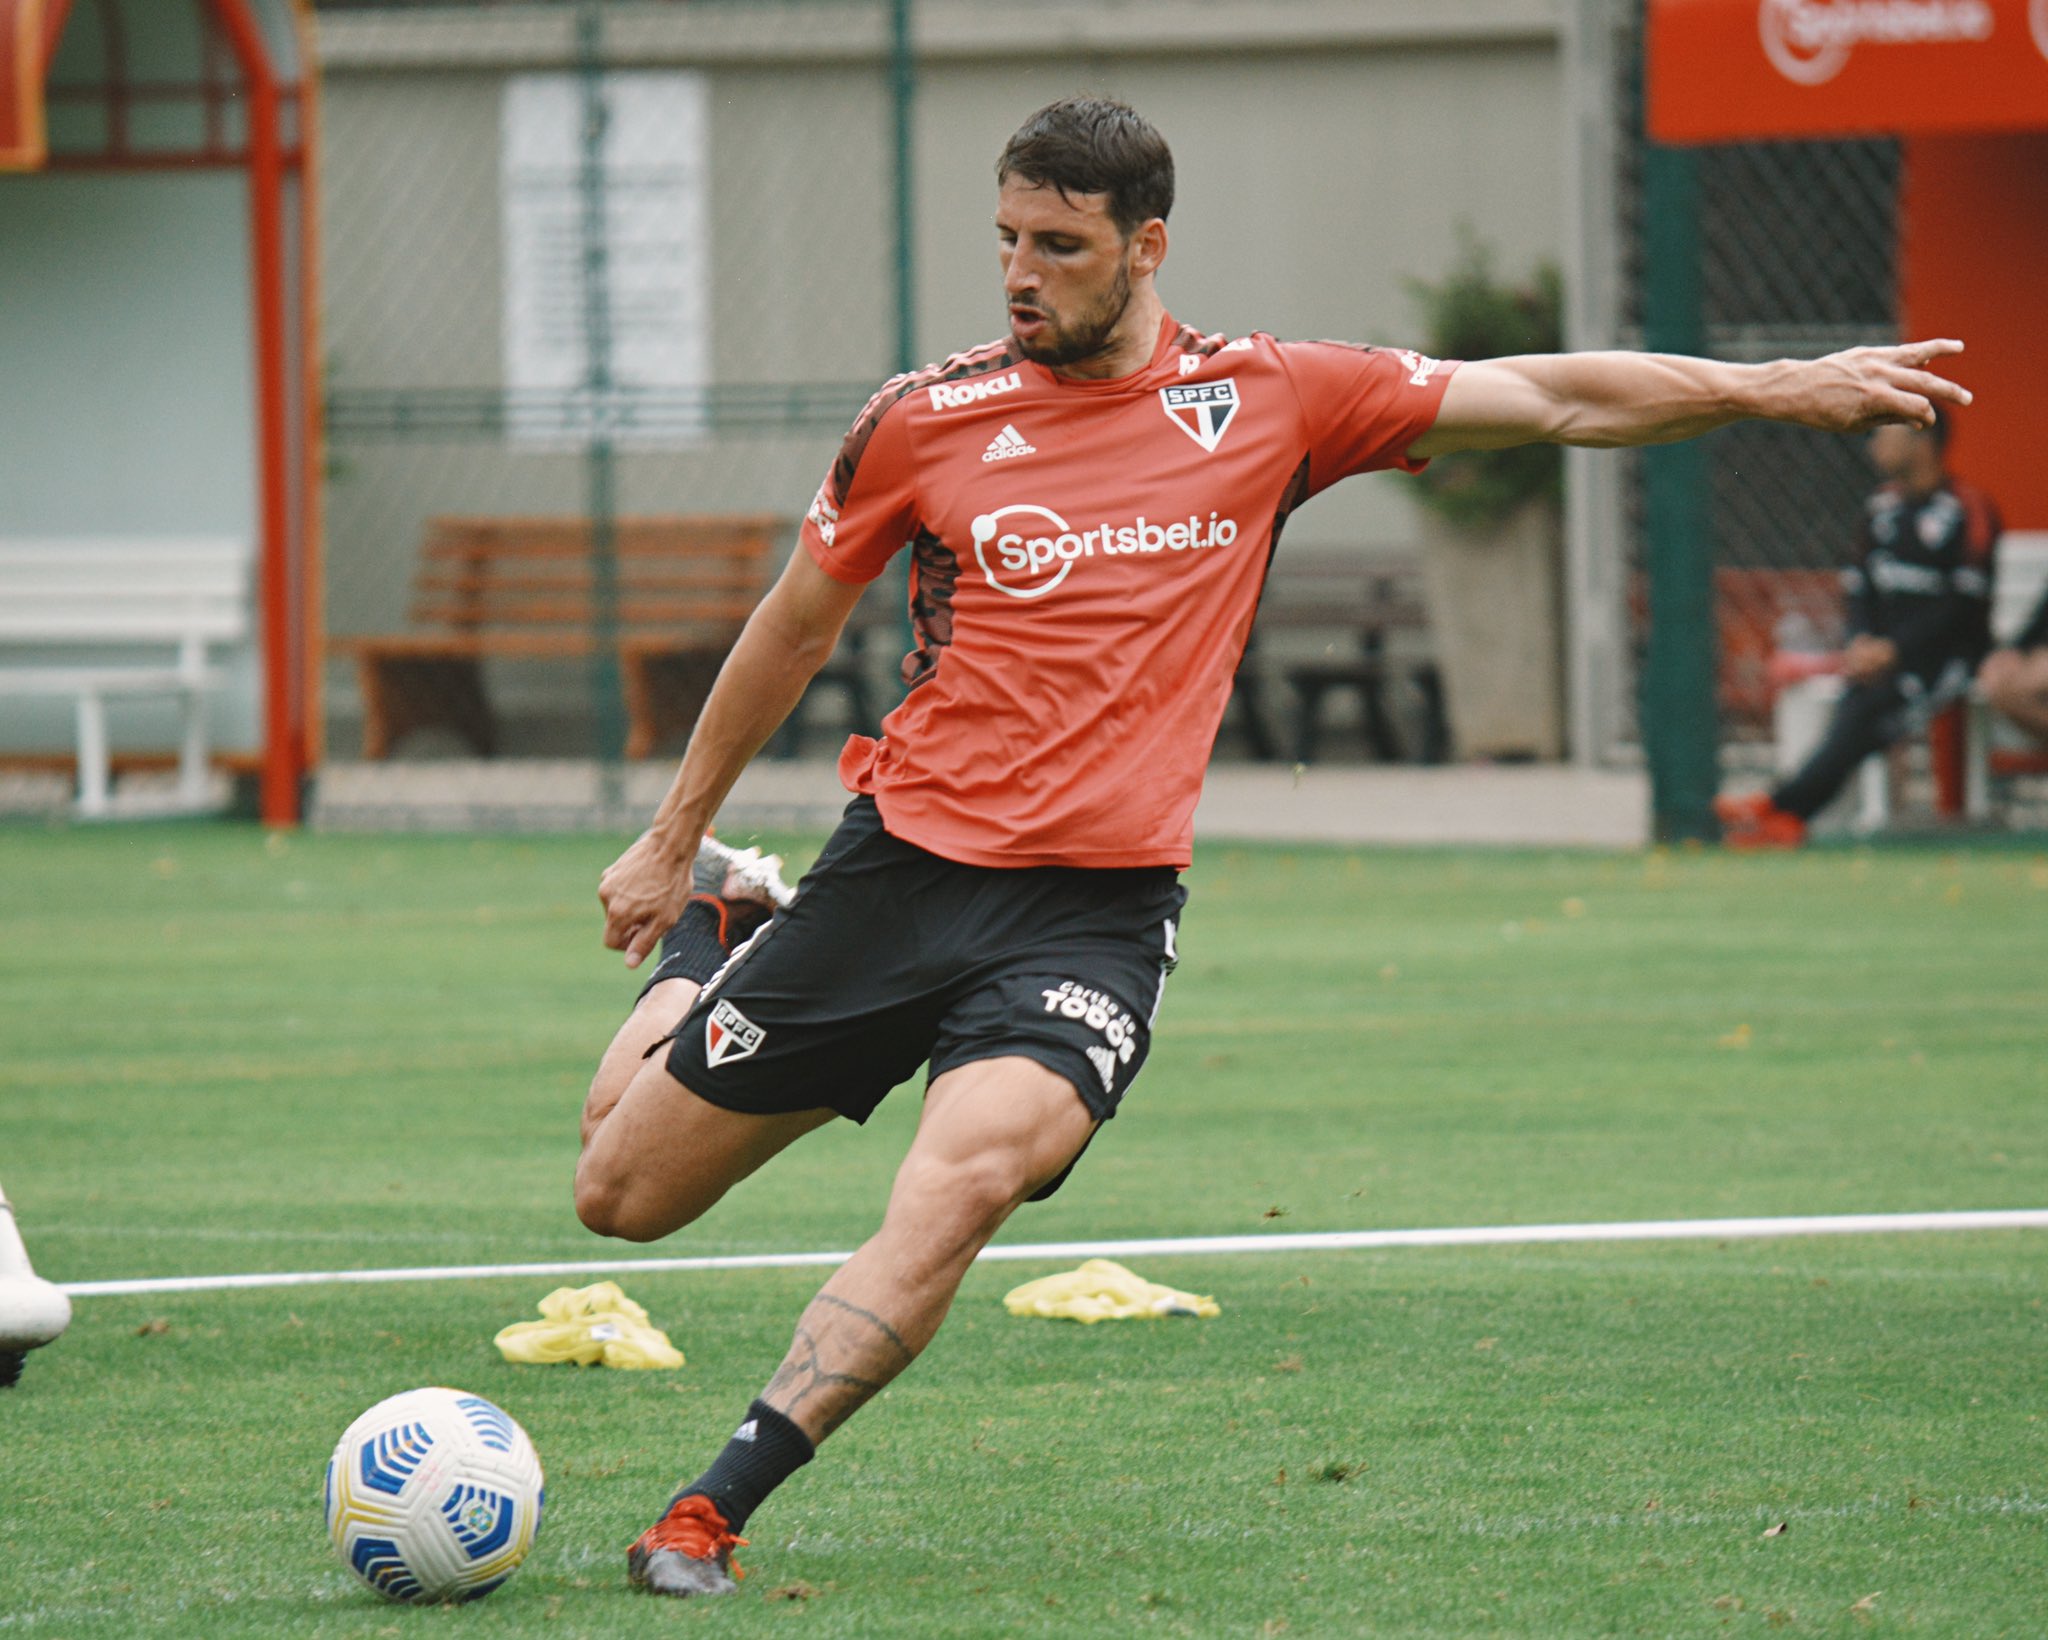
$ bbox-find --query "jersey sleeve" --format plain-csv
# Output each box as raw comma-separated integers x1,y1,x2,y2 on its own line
1275,340,1461,496
801,388,922,585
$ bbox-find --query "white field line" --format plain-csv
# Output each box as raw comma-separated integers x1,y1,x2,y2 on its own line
57,1209,2048,1299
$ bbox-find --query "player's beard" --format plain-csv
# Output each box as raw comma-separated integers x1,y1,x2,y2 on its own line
1010,259,1134,368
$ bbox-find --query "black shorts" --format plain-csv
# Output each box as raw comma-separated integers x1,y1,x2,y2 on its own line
660,795,1184,1148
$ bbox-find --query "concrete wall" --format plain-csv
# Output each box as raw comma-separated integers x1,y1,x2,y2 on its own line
0,174,262,755
314,0,1566,746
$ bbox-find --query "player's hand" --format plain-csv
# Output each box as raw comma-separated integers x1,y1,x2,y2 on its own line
1841,634,1898,684
1783,339,1970,434
598,830,698,969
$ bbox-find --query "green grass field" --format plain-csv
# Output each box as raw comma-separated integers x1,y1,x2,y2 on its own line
1,823,2043,1637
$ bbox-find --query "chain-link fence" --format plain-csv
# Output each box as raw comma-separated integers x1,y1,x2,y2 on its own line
307,0,1918,830
310,0,1590,826
1611,0,1903,806
314,0,909,823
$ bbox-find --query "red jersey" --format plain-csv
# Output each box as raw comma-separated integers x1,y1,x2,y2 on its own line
802,314,1458,868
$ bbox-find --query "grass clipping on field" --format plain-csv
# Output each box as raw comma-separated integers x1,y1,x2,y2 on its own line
1002,1258,1220,1323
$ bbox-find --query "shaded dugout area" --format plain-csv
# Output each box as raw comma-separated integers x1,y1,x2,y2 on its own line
0,0,318,821
1638,0,2048,832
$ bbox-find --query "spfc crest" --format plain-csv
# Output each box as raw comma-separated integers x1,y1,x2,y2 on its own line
1160,379,1240,453
705,998,765,1066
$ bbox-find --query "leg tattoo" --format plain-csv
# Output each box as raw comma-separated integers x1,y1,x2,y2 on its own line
764,1291,918,1438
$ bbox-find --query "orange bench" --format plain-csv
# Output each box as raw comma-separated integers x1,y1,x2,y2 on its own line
1711,566,1845,729
333,515,786,760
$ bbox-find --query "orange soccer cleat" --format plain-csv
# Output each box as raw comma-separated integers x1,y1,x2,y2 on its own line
626,1493,748,1598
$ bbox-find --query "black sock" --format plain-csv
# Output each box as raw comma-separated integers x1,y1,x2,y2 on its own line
679,1400,815,1532
634,898,732,1002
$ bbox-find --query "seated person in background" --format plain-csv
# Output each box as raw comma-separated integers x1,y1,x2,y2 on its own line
1718,407,2001,847
1976,575,2048,746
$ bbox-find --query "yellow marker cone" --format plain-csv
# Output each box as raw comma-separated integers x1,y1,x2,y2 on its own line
1001,1259,1219,1324
494,1280,684,1369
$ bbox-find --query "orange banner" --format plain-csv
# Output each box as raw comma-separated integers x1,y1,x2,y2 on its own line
1650,0,2048,141
0,0,47,171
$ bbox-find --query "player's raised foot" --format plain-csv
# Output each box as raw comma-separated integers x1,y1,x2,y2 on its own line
693,836,795,937
634,838,795,998
695,835,795,908
626,1494,747,1598
653,835,797,978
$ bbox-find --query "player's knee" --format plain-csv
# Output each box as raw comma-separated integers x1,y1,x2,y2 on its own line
571,1168,631,1240
573,1160,683,1244
890,1148,1029,1247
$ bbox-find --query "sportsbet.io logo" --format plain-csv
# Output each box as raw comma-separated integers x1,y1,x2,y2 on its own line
1758,0,1995,85
969,503,1241,600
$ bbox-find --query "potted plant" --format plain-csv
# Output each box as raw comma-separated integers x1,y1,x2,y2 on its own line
1405,234,1566,760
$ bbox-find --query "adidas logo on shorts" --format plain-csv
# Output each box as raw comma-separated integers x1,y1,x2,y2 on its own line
981,424,1036,463
1085,1044,1118,1094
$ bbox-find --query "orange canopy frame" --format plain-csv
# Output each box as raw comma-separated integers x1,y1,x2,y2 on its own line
0,0,63,170
1648,0,2048,529
0,0,319,824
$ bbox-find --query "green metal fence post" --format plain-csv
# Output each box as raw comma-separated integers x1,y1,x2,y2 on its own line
1639,141,1719,844
889,0,916,377
888,0,918,685
577,5,625,811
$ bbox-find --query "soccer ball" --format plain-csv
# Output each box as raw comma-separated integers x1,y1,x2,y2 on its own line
324,1387,545,1603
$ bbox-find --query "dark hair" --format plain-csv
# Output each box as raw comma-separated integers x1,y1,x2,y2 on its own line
996,97,1174,237
1926,402,1951,452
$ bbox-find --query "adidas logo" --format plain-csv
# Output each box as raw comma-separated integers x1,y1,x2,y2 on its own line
981,424,1037,463
732,1419,758,1443
1085,1044,1117,1094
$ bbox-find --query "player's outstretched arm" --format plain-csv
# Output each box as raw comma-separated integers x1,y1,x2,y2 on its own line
1408,339,1970,458
599,553,865,967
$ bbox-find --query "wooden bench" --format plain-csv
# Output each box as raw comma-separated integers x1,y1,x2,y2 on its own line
1245,550,1442,764
1711,567,1846,729
0,538,250,817
333,515,786,760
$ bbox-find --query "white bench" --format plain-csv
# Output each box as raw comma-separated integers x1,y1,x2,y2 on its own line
0,539,251,817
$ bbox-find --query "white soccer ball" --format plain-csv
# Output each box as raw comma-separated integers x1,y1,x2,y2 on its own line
324,1387,545,1603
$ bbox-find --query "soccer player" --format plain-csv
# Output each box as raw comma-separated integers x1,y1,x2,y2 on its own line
572,97,1971,1597
1716,409,2002,847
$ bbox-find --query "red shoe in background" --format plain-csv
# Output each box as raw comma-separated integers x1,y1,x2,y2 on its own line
1714,791,1807,850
